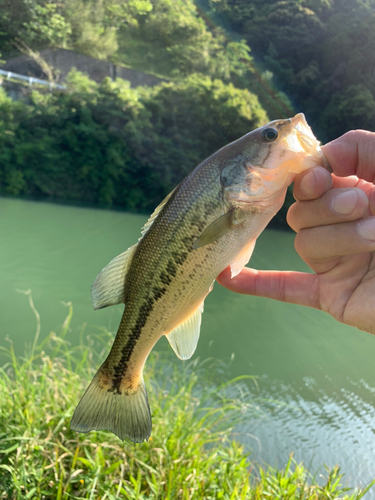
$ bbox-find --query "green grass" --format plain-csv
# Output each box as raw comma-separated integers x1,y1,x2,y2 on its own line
0,295,374,499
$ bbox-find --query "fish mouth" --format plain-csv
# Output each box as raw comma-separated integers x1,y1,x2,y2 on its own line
288,113,318,154
292,113,316,148
234,113,332,205
285,113,332,174
287,113,332,173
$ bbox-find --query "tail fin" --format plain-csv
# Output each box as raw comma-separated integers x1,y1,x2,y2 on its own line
70,370,152,443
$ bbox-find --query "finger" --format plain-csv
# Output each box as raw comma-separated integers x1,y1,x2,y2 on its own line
331,174,362,189
330,175,375,216
322,130,375,181
294,216,375,265
293,166,332,201
217,266,320,309
287,187,369,232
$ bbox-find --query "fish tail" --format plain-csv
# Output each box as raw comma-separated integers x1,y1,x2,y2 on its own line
70,368,151,443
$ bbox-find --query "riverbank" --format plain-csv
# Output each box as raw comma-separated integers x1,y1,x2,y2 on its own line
0,301,372,499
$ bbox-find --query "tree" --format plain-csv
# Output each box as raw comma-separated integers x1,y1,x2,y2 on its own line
115,0,254,80
130,74,268,188
0,72,269,212
0,0,71,51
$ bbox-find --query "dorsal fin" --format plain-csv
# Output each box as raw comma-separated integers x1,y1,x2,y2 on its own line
140,188,176,238
91,244,137,310
91,188,176,311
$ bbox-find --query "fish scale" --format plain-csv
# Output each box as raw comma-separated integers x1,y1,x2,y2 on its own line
71,113,330,442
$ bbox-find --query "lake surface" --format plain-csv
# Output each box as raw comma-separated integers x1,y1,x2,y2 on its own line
1,197,375,493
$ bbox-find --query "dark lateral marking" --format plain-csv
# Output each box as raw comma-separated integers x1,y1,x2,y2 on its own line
171,250,189,266
159,270,172,286
152,286,167,301
111,296,155,393
166,260,177,277
110,246,193,393
204,199,219,215
190,215,206,232
182,235,195,248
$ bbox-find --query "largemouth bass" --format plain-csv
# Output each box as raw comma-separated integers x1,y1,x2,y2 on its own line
71,113,330,443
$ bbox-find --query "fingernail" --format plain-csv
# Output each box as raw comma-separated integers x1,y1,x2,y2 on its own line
358,218,375,240
300,171,315,195
331,190,358,215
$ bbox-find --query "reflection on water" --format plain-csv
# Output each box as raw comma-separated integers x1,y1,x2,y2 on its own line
238,376,375,491
1,197,375,493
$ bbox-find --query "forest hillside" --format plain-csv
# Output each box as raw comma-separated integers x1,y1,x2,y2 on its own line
0,0,372,225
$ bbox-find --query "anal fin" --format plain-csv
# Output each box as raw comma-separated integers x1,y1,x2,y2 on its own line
166,301,204,360
230,239,256,278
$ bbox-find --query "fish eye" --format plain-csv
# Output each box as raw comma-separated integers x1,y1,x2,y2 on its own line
261,127,278,142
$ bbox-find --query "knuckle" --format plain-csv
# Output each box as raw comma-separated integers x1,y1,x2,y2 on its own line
339,130,375,182
287,198,324,232
341,129,361,141
340,129,375,144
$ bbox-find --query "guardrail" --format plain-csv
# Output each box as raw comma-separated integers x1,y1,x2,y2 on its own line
0,69,66,90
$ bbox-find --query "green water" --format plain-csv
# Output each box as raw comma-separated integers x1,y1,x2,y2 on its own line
2,197,375,492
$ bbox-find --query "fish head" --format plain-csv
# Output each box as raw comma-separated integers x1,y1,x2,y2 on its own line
221,113,330,206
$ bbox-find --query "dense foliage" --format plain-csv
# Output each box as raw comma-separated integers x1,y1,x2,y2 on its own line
1,0,373,143
208,0,375,141
0,0,373,222
0,0,254,81
0,71,266,210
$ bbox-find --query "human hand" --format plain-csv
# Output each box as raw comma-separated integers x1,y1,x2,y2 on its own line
217,130,375,334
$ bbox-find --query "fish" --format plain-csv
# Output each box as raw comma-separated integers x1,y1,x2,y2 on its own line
70,113,330,443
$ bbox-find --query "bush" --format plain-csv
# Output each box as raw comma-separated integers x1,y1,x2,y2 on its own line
0,72,268,213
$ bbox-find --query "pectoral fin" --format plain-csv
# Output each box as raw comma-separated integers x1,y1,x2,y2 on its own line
165,301,204,360
91,244,137,310
230,239,256,278
193,208,236,249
